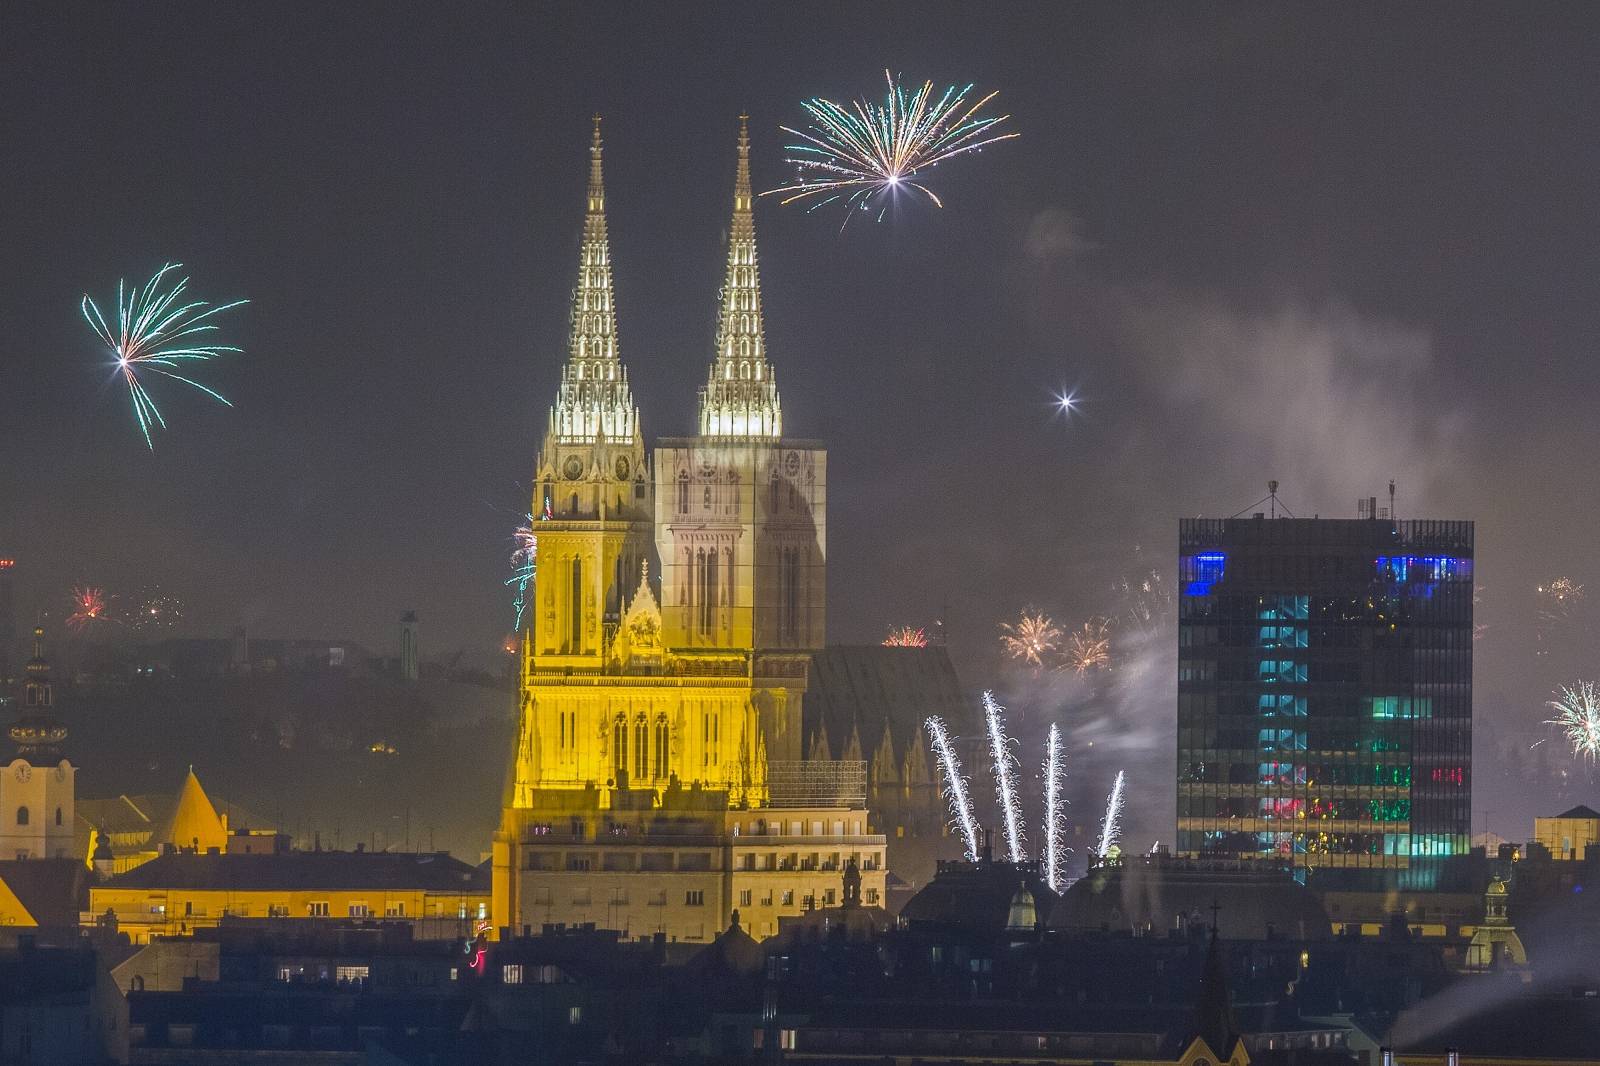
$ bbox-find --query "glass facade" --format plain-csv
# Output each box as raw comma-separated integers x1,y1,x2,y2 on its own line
1176,517,1473,889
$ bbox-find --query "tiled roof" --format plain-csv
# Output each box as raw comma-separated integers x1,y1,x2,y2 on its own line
101,850,487,893
0,858,93,927
1554,804,1600,820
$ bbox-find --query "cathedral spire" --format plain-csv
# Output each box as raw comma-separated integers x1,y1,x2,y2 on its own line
548,115,639,447
699,115,782,438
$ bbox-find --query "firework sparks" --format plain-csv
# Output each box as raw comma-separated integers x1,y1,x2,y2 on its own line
982,691,1026,863
81,263,248,449
67,585,111,632
1000,608,1061,674
1097,770,1126,859
1063,617,1113,676
882,625,929,648
1546,682,1600,761
1117,558,1175,636
508,496,552,630
1042,722,1068,893
924,716,979,861
764,70,1019,225
130,589,183,631
1537,578,1585,622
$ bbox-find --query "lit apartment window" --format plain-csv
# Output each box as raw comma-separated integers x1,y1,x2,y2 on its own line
781,890,794,907
268,904,289,918
739,890,752,907
478,903,487,920
335,966,369,983
503,964,523,985
348,903,371,918
685,890,705,906
569,1006,582,1025
308,902,330,917
386,902,406,917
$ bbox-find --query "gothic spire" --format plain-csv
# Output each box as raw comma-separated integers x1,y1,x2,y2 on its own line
549,115,640,446
699,115,782,438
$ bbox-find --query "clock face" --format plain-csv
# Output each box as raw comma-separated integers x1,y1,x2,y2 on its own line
563,456,583,480
13,765,31,783
614,456,630,480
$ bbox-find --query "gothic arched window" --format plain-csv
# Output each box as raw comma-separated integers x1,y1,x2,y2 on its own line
634,716,649,781
55,807,62,826
15,807,28,826
654,717,669,779
569,557,583,651
677,471,689,515
613,715,627,780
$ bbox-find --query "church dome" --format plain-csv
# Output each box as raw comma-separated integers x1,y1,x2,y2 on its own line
899,860,1058,935
1049,856,1331,941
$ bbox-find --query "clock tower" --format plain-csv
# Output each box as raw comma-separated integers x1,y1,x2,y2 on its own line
2,626,75,860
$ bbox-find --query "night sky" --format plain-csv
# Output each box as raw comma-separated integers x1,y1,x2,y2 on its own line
5,5,1599,840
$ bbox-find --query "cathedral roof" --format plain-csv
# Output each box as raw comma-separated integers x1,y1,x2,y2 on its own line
801,645,972,779
698,116,782,439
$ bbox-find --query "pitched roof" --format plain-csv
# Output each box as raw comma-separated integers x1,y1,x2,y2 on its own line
100,850,488,893
0,859,93,927
803,646,971,773
1554,804,1600,820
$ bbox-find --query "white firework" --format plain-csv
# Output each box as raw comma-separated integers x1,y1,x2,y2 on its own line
1042,722,1068,892
925,716,980,860
1097,770,1126,859
982,691,1026,863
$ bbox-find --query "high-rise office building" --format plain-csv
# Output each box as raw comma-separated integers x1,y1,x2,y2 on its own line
1176,512,1473,888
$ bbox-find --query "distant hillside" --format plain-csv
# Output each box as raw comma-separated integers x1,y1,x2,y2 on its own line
57,671,516,861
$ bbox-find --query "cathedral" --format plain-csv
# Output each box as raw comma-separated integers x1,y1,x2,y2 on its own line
491,119,884,942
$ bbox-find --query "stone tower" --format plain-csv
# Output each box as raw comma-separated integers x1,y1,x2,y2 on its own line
2,626,75,859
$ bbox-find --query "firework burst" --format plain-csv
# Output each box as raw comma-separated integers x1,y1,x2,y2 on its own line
764,70,1019,226
882,625,929,648
1097,770,1126,860
130,589,184,631
1063,617,1113,676
1042,722,1068,893
81,263,248,449
1001,608,1061,674
66,585,112,632
982,691,1026,863
1537,578,1585,623
925,716,980,861
1546,682,1600,761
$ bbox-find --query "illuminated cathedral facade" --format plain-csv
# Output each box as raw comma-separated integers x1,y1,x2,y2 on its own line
492,119,880,942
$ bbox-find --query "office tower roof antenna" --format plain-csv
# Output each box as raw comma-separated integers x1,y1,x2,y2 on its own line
1229,481,1296,520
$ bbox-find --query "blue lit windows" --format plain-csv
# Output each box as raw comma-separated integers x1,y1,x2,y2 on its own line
1182,552,1226,597
1258,659,1307,683
1258,694,1306,717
